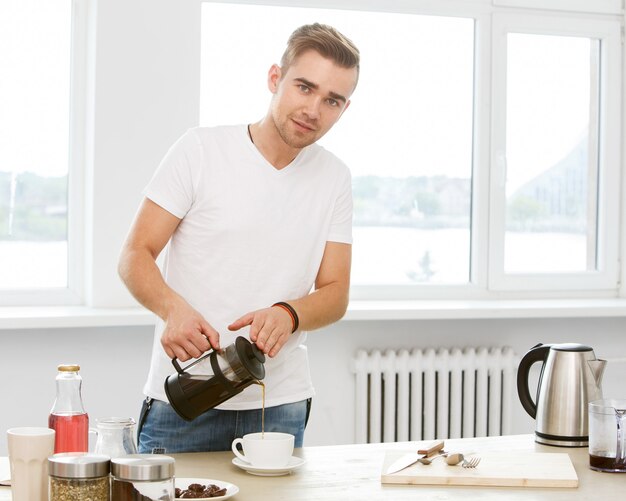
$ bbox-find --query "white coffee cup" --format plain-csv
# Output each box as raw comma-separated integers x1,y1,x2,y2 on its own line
7,427,55,501
231,432,294,468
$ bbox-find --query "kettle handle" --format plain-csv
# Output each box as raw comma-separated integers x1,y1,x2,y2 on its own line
516,343,552,419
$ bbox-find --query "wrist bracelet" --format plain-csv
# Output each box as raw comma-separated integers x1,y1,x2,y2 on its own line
272,301,299,333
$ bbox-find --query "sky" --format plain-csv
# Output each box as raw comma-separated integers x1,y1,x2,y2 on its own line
0,0,71,177
506,33,592,193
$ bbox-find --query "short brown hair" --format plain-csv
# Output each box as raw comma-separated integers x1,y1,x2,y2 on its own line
280,23,360,86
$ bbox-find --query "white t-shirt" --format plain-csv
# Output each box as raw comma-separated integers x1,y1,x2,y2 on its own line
142,125,353,410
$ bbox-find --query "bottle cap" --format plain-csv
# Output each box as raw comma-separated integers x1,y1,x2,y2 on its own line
48,453,110,478
58,364,81,372
111,454,175,480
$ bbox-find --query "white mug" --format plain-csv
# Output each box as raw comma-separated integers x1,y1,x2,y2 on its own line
231,432,294,468
7,427,55,501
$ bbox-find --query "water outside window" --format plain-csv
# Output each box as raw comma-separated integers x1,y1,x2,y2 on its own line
504,33,599,274
0,0,71,289
201,3,475,286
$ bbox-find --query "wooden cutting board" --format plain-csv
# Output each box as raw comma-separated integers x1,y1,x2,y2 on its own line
381,451,578,488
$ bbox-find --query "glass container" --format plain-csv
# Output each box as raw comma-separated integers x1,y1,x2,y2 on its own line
94,417,138,458
589,399,626,472
48,364,89,453
111,454,175,501
49,453,110,501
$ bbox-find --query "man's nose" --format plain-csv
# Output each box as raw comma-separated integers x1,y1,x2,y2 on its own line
303,96,322,119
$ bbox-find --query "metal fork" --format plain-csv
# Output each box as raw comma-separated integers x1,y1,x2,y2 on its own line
461,456,481,468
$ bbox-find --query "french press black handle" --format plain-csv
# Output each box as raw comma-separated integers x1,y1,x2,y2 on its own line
171,358,185,374
171,350,214,375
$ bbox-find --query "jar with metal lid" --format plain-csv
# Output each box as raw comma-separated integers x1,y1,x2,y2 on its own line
48,453,110,501
111,454,175,501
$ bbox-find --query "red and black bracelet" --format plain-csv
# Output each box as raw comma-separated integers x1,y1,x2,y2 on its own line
272,301,299,333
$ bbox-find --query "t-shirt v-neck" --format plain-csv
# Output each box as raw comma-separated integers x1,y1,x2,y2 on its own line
241,124,309,175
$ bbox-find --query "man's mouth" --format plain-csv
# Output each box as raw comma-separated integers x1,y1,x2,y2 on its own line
292,118,317,132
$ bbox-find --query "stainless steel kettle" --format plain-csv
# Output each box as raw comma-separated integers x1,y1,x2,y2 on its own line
517,342,606,447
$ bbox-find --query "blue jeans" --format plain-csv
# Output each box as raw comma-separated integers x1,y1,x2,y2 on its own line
137,397,310,454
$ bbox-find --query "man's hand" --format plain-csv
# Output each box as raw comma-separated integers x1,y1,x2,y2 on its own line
161,296,220,362
228,306,293,357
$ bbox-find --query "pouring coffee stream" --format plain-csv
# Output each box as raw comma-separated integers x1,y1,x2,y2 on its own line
253,380,266,437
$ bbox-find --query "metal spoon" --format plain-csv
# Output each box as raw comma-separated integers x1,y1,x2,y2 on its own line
418,452,449,465
444,453,465,465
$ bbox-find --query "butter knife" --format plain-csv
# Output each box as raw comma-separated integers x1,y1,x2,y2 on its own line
385,440,444,475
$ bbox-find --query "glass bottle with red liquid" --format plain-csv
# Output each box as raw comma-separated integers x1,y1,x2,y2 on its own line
48,364,89,453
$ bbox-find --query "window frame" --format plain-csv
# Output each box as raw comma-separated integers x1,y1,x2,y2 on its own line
0,0,91,306
488,13,622,293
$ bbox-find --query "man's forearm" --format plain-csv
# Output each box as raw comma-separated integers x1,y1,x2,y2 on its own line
288,281,349,332
118,248,178,321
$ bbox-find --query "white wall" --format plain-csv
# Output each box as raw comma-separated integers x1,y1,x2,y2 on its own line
84,0,201,307
2,317,626,454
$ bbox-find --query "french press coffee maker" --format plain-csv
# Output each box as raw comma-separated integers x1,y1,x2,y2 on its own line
164,336,265,421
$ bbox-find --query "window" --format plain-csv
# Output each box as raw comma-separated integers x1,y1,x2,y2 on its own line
489,14,621,291
4,0,620,309
0,0,80,304
504,34,597,274
201,3,475,291
200,1,622,299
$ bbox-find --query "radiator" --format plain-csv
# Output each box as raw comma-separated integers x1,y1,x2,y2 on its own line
351,346,518,444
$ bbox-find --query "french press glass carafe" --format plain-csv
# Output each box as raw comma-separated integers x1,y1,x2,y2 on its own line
164,336,265,421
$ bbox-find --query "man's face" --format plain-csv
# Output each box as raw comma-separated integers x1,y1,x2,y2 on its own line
268,50,358,149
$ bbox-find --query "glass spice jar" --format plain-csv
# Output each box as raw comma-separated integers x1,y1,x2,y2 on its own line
49,453,110,501
111,454,175,501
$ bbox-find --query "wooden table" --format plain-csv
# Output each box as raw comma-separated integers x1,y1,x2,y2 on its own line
0,434,623,500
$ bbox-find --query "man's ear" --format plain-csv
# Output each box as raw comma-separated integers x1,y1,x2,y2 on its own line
267,64,282,93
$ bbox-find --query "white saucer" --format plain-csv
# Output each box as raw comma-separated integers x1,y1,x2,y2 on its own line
232,456,306,476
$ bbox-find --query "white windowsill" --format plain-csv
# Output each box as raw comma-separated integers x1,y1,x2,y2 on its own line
344,298,626,320
2,298,626,329
0,306,156,330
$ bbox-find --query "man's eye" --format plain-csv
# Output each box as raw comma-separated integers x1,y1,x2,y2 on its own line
299,84,310,93
327,99,339,107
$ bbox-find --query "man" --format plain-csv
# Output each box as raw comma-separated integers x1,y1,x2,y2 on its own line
118,23,360,453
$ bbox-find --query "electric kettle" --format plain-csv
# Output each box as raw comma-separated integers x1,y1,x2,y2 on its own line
517,342,606,447
164,336,265,421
